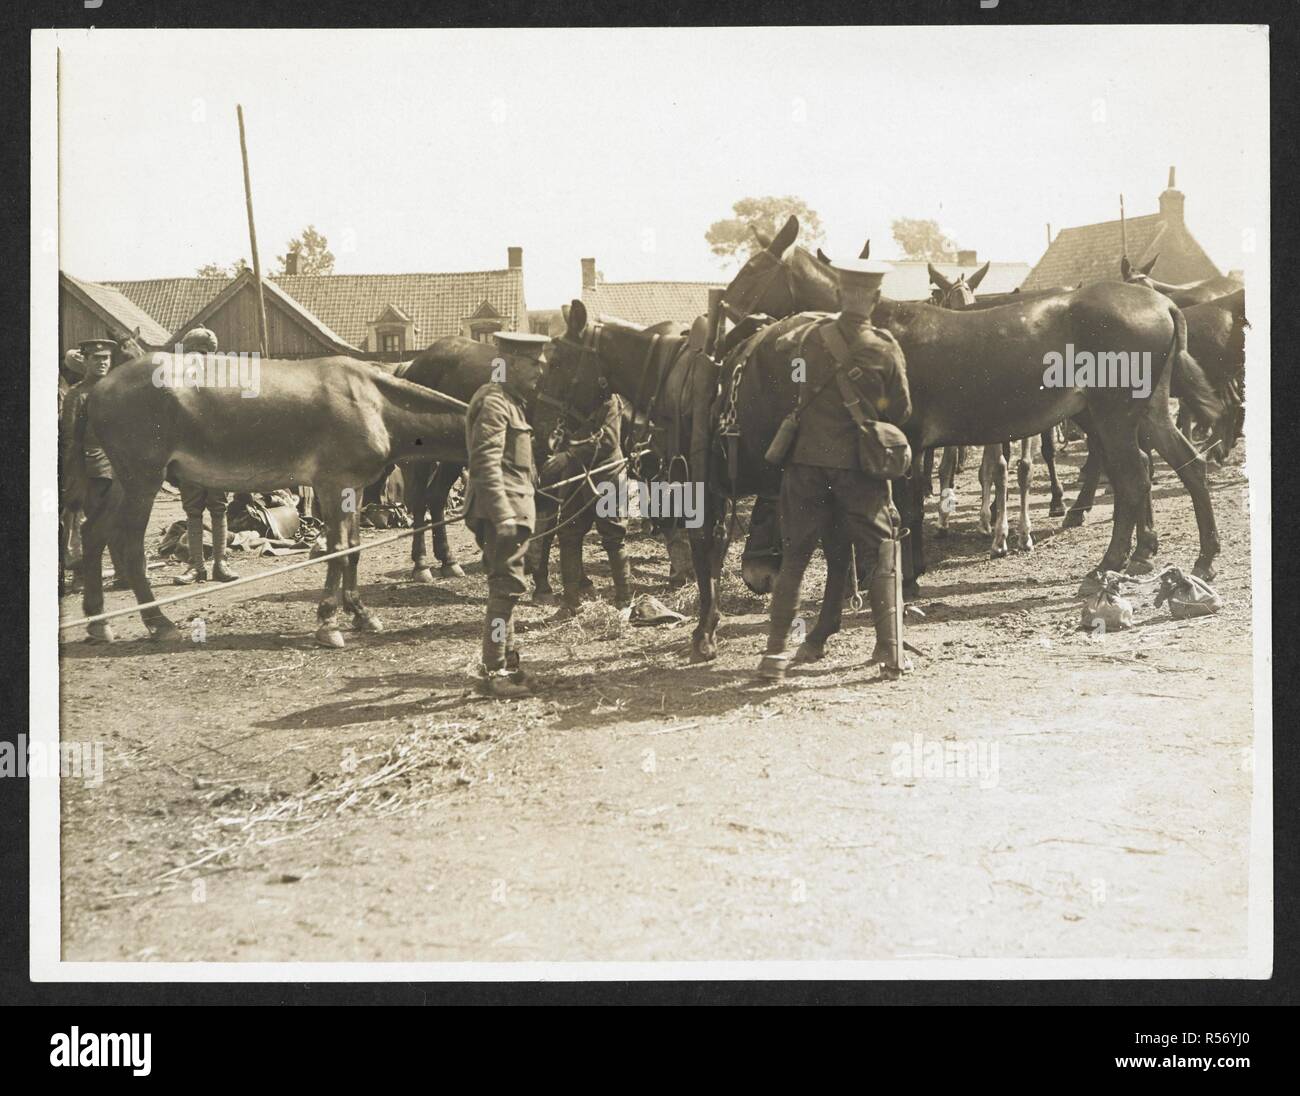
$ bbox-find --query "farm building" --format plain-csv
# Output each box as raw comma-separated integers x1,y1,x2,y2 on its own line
881,252,1029,301
576,256,724,331
59,247,531,362
1023,167,1222,290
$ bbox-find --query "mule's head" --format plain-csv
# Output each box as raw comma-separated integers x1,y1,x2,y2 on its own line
531,299,608,452
929,261,990,309
1120,254,1160,289
720,213,801,320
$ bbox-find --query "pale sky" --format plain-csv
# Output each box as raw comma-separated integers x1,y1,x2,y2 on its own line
50,25,1269,310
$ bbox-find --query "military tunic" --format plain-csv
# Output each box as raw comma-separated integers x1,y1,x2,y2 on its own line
767,315,913,655
464,381,538,670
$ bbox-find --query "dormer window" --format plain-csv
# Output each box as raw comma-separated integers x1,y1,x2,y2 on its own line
462,299,506,343
366,303,415,356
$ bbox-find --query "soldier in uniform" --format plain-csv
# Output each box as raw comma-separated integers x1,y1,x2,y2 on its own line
59,338,127,599
758,261,914,680
462,331,550,698
172,327,239,585
540,391,634,618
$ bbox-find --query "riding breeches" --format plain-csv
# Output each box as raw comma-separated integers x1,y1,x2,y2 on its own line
475,524,530,670
180,480,230,517
767,462,898,651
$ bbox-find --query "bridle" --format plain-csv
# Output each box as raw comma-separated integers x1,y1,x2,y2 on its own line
539,319,678,475
720,249,796,324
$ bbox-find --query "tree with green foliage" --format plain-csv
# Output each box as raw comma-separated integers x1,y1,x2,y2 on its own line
706,196,825,264
275,225,335,275
890,217,960,262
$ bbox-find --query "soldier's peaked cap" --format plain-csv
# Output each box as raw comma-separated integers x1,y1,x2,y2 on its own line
79,338,118,355
493,331,550,360
829,259,891,292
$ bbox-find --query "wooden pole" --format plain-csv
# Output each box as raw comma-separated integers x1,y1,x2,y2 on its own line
1119,193,1128,261
237,104,269,357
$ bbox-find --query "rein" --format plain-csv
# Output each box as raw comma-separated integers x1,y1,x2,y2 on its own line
720,252,795,323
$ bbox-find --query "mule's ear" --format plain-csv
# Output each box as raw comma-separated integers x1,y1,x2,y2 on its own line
859,239,871,260
770,214,799,256
966,261,991,292
928,262,954,293
560,303,570,324
1120,256,1133,278
1140,255,1159,276
815,247,832,265
751,224,772,249
566,299,587,336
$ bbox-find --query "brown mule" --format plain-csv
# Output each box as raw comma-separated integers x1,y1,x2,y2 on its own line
74,353,467,647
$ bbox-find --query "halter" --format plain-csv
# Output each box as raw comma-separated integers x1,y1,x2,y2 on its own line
720,250,796,323
535,322,607,444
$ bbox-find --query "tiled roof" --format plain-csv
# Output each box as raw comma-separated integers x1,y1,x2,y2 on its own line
885,261,1030,302
581,281,724,329
62,272,173,346
108,277,231,334
273,270,526,348
1021,214,1167,291
108,269,526,351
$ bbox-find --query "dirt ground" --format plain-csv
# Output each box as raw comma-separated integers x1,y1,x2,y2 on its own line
55,443,1256,963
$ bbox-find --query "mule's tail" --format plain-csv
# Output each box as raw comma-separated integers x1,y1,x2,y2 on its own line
1167,305,1225,435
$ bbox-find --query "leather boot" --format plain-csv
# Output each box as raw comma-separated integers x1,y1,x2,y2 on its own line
608,547,633,609
210,512,239,582
174,517,207,584
868,537,912,676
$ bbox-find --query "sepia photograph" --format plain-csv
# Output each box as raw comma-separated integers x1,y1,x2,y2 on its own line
30,21,1270,980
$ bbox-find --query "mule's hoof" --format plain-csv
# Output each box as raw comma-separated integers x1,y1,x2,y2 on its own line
440,562,466,578
1192,561,1217,582
990,546,1009,560
532,590,559,607
355,613,384,633
757,653,791,680
792,641,825,664
1061,510,1085,529
1126,558,1154,576
689,639,718,664
1020,538,1035,553
315,627,346,649
411,567,436,584
85,621,115,644
147,619,181,642
1049,501,1066,518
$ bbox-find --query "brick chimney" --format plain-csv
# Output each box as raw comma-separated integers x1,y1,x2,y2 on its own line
283,247,300,276
957,249,977,266
507,246,522,270
581,257,597,290
1158,165,1185,223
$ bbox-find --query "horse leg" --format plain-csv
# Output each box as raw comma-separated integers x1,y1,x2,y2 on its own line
1143,411,1221,581
405,459,434,582
935,446,958,537
314,486,350,648
688,498,727,663
1090,416,1147,577
1016,437,1034,552
417,461,464,580
1041,426,1065,517
109,472,181,642
341,503,383,634
978,445,994,535
1063,430,1105,529
898,447,925,590
922,446,935,498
